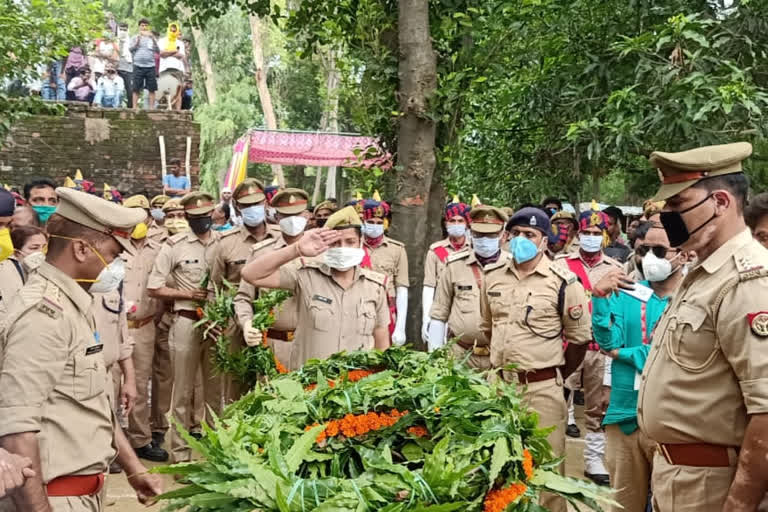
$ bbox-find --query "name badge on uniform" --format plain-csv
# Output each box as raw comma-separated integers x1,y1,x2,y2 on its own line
488,291,501,297
86,331,104,355
457,285,472,291
233,259,247,265
312,295,332,304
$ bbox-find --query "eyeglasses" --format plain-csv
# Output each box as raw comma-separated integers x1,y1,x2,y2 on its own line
107,69,115,73
636,245,679,259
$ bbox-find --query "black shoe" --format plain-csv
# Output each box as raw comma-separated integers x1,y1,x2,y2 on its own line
109,461,123,474
190,432,203,441
566,423,581,438
584,472,610,486
135,443,169,462
574,390,585,406
151,431,165,447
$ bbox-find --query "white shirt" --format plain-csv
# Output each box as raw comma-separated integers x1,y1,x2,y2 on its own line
157,36,185,74
97,74,125,97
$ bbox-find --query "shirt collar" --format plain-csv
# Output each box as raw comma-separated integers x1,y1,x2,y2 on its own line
37,261,93,314
507,253,550,278
700,228,752,274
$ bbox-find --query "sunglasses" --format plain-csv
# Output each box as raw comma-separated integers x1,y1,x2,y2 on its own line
636,245,679,259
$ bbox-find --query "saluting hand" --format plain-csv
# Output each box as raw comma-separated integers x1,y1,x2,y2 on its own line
593,268,635,297
296,228,341,257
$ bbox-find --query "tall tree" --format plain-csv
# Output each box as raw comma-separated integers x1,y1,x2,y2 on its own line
181,6,217,104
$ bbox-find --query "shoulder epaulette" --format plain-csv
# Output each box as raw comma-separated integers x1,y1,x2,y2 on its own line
550,263,577,285
554,253,572,260
735,253,768,282
483,258,508,273
385,236,405,247
361,268,388,287
166,232,187,245
429,239,450,250
220,225,243,238
447,249,471,263
603,255,623,268
249,237,278,254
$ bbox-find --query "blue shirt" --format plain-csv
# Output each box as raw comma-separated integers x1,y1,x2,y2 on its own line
592,281,671,434
163,174,189,197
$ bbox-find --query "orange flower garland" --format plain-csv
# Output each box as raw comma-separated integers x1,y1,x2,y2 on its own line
483,482,528,512
304,369,379,391
261,330,288,374
306,409,408,444
522,449,534,480
407,425,429,438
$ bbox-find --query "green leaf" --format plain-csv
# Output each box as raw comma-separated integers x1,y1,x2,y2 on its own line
488,437,510,484
286,425,325,473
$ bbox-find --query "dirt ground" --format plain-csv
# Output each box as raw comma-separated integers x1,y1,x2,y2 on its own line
107,405,592,511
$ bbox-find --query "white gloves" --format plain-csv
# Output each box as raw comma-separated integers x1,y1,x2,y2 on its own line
392,286,409,346
427,320,446,352
242,322,263,347
421,286,435,343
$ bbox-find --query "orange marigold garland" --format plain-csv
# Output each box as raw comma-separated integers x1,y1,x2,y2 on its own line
483,482,528,512
522,449,534,480
305,409,408,444
261,330,288,374
407,425,429,438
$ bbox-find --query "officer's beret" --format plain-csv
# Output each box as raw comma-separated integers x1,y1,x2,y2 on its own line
0,189,14,217
650,141,752,201
507,207,551,235
272,188,309,215
54,187,145,252
325,206,362,230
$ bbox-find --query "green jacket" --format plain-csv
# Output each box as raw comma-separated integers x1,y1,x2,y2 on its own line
593,281,670,434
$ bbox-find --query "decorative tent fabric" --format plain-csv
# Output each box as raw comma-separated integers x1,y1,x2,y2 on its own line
246,130,391,169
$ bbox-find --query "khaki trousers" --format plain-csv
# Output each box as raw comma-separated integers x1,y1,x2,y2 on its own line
521,376,567,512
126,321,156,448
651,449,737,512
49,495,101,511
151,316,173,436
583,350,606,432
224,323,248,403
605,425,655,512
168,314,223,462
269,336,295,373
450,344,491,370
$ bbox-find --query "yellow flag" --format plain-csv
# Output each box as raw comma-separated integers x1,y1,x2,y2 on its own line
103,183,111,200
471,194,481,207
591,199,599,211
372,190,382,202
355,191,363,201
452,194,460,203
74,169,84,181
63,177,76,188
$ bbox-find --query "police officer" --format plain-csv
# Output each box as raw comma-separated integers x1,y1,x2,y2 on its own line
427,205,508,370
421,199,472,343
312,199,337,228
241,206,390,369
360,199,408,345
557,210,622,485
147,191,222,464
638,142,768,511
546,210,579,258
147,194,170,242
0,188,161,511
120,195,168,462
480,207,591,512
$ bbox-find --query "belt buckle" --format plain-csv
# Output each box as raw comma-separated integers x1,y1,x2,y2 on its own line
473,346,490,356
657,443,673,465
286,331,294,342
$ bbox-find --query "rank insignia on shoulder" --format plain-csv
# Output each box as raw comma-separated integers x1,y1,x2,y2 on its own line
38,298,62,319
568,304,583,320
747,311,768,337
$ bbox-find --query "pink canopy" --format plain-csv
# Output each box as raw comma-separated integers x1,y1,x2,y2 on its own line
245,130,392,168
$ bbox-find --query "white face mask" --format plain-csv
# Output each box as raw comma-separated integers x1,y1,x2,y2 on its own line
150,208,165,221
279,215,308,236
324,246,365,270
579,234,603,253
642,251,674,282
446,224,466,238
241,204,266,227
89,257,126,294
362,222,385,239
473,236,500,258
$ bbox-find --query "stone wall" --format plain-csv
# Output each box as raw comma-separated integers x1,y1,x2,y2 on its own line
0,102,200,197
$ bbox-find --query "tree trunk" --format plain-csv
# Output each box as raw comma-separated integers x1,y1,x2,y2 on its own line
323,50,340,200
180,6,217,104
389,0,437,346
248,14,285,187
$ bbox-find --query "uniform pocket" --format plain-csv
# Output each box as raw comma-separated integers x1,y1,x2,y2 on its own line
455,290,477,314
309,304,333,332
180,263,204,283
667,304,716,372
73,353,104,400
357,301,377,335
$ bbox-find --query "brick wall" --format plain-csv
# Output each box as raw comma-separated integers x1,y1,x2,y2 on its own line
0,102,200,197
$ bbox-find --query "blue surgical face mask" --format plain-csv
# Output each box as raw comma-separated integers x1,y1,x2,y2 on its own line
241,204,266,227
362,222,385,239
32,205,56,223
446,224,466,238
150,208,165,221
509,235,540,264
473,236,500,258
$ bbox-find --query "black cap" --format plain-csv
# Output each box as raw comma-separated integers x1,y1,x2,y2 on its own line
507,207,551,235
0,189,14,217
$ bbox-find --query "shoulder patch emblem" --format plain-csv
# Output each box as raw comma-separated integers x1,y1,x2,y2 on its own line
550,263,577,285
736,254,767,282
568,304,583,320
747,312,768,337
362,268,388,287
37,297,62,319
221,226,242,238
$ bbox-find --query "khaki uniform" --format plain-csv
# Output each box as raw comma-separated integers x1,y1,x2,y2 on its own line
277,261,389,370
147,230,222,463
481,255,591,512
423,237,470,288
0,262,116,511
367,236,409,298
92,287,134,413
0,258,26,318
122,239,162,449
147,222,167,243
430,250,504,369
638,229,768,511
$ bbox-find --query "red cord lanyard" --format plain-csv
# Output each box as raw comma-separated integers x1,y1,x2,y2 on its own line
641,302,649,345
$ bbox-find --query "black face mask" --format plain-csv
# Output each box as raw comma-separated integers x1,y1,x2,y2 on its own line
660,193,716,248
316,218,327,228
188,216,212,234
